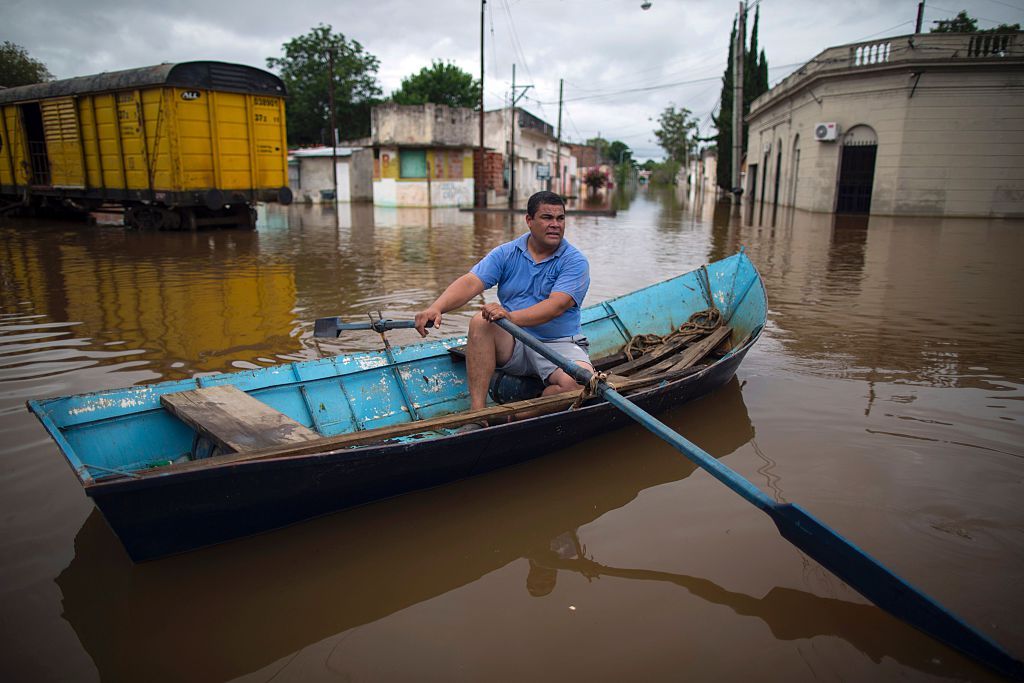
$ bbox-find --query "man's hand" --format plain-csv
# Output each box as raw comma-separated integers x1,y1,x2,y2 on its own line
481,303,513,323
414,307,442,337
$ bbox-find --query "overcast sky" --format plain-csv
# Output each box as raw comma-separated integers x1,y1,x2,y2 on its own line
3,0,1021,160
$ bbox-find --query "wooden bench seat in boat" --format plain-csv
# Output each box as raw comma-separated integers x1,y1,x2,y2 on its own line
161,385,322,454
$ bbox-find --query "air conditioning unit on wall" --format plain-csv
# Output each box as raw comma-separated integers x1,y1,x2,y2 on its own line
814,122,839,141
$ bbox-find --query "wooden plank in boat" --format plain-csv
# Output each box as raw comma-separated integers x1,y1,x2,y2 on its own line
608,331,702,376
635,326,732,377
160,385,321,454
141,366,705,477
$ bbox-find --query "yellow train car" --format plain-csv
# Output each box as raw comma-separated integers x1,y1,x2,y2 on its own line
0,61,293,229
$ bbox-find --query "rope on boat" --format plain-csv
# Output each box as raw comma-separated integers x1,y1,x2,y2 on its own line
570,370,608,411
623,308,723,361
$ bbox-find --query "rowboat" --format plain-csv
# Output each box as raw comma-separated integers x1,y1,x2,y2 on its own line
29,250,767,561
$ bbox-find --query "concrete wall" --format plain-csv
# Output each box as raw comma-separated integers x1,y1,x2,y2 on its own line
746,32,1024,219
290,155,351,203
350,148,374,202
371,145,474,208
372,103,478,147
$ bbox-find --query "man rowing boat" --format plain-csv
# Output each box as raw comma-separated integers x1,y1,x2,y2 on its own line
414,190,593,412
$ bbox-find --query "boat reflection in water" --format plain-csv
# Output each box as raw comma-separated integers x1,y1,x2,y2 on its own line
55,377,985,681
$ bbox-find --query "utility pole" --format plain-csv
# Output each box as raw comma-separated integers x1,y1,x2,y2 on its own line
507,64,532,209
328,48,338,204
510,64,516,208
731,1,745,212
476,0,487,207
915,1,925,33
554,78,563,195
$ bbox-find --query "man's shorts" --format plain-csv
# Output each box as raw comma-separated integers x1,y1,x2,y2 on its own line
497,335,591,384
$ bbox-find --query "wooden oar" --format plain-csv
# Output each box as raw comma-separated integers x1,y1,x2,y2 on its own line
313,317,431,337
494,317,1023,681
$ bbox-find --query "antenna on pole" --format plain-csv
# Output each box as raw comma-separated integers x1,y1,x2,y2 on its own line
508,64,532,209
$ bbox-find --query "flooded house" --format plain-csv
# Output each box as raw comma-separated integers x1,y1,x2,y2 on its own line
369,103,477,208
744,30,1024,221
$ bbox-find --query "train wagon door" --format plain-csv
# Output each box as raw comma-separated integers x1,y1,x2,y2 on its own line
19,103,50,186
40,98,85,188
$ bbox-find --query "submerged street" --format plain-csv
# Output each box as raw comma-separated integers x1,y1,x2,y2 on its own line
1,187,1022,681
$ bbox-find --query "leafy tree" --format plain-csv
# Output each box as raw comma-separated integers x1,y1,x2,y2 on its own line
931,10,978,32
930,10,1019,33
607,140,632,164
653,105,699,167
391,60,481,108
0,41,53,88
267,24,382,146
712,6,769,191
649,160,681,186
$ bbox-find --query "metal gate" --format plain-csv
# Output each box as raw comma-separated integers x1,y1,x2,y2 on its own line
836,127,877,214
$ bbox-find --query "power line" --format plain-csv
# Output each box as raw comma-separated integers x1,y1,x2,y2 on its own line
928,3,1017,25
978,0,1024,12
498,0,552,122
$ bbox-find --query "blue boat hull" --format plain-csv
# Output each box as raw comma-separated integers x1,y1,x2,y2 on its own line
29,251,767,561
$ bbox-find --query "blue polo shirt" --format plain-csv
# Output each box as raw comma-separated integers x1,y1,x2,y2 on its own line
471,233,590,340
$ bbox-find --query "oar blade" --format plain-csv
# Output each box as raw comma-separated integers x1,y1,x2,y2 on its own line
771,502,1023,681
313,317,340,338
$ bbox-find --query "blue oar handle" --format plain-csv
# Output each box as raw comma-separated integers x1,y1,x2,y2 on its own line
493,317,1024,680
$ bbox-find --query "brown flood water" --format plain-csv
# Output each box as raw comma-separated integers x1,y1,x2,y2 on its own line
1,189,1022,682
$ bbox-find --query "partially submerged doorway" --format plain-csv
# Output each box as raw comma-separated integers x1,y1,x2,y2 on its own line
836,125,877,214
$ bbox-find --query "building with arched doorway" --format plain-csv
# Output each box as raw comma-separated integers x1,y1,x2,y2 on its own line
744,31,1023,220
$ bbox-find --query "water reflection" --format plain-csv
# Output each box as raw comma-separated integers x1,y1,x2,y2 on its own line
528,540,985,680
55,375,992,681
56,378,750,682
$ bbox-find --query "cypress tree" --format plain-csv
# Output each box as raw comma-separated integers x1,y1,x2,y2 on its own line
713,20,736,191
714,7,770,191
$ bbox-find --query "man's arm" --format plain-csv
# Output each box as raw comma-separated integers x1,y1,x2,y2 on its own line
481,292,575,326
414,273,486,336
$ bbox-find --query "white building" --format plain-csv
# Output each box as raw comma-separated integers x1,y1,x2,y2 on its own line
745,31,1024,220
288,147,373,204
484,108,577,205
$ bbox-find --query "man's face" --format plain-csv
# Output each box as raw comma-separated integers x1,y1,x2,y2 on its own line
525,203,566,250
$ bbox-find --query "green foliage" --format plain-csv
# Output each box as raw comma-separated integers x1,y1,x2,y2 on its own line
930,10,1019,33
649,160,681,185
0,42,53,88
267,24,382,146
653,105,699,165
607,140,632,164
713,6,769,190
391,60,481,108
931,10,978,32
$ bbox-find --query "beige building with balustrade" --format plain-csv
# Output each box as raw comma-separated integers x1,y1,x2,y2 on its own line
744,31,1023,221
